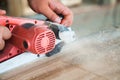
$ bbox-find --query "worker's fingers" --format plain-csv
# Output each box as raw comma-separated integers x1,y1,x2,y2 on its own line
28,0,62,23
59,9,73,27
0,9,6,15
0,38,5,50
49,1,73,26
0,27,12,40
40,7,62,23
60,13,73,27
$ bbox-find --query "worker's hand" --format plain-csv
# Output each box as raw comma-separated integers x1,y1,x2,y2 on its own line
0,9,6,15
28,0,73,27
0,9,12,50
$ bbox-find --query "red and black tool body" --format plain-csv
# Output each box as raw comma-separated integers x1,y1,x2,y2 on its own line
0,16,56,62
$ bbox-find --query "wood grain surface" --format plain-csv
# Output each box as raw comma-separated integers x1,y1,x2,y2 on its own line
0,27,120,80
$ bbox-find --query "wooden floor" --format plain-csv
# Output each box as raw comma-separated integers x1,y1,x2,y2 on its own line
0,5,120,80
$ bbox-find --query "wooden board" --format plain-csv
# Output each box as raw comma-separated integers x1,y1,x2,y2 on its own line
0,27,120,80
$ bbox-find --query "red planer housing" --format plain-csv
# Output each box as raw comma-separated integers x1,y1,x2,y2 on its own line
0,16,56,62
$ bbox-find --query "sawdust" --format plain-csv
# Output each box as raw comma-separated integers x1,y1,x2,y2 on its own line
61,27,120,80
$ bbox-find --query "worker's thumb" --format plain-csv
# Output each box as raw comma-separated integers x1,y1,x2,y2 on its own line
43,8,61,23
0,9,6,15
0,27,12,40
0,27,11,50
0,38,5,50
